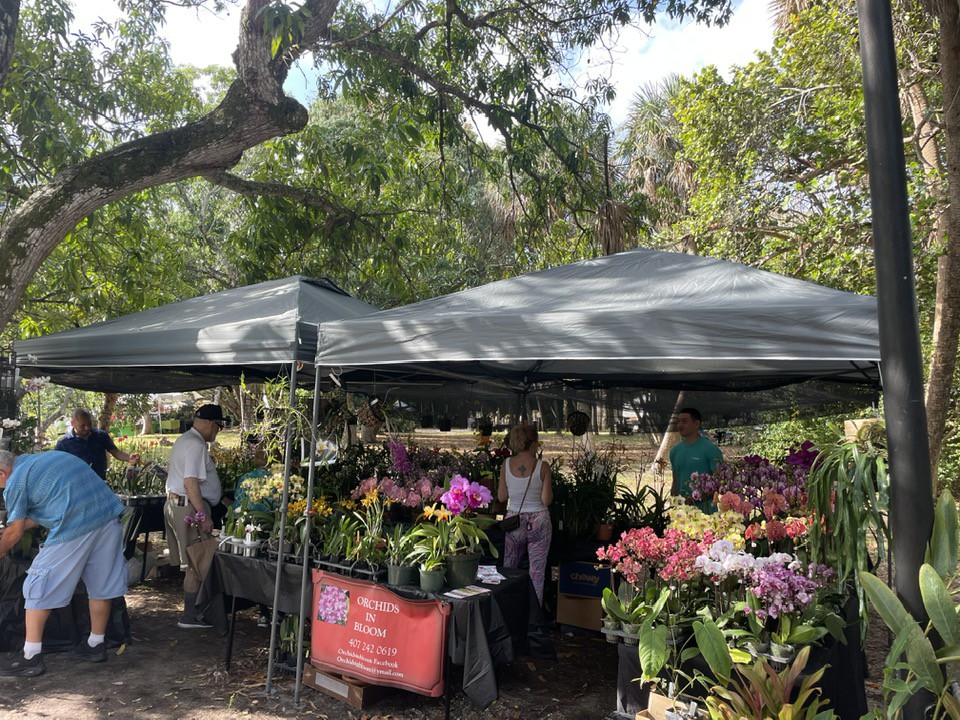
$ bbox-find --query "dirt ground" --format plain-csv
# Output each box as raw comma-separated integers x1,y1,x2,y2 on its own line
0,569,889,720
0,574,620,720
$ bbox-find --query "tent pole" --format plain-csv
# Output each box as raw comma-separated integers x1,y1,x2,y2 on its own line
857,3,934,718
293,366,323,706
265,362,299,695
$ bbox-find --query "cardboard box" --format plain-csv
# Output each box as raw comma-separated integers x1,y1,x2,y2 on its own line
557,561,611,598
301,663,395,709
646,691,708,720
556,592,603,631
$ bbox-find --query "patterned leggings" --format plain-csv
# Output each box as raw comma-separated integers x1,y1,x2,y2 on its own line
504,509,552,604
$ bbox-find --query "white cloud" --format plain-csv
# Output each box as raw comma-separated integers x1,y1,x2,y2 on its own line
72,0,239,69
584,0,775,125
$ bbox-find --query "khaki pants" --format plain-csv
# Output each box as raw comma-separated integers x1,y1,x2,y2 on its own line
164,499,212,568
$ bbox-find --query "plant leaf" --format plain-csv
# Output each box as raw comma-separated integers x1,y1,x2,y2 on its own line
860,571,913,637
638,620,667,682
927,490,958,579
920,563,958,646
693,619,731,683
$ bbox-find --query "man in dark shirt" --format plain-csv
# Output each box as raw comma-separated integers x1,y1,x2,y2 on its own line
55,409,139,480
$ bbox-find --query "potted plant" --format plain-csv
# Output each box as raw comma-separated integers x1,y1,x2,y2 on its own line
385,523,417,586
476,415,494,438
407,529,448,593
805,425,889,630
692,618,836,720
436,415,453,432
440,474,498,587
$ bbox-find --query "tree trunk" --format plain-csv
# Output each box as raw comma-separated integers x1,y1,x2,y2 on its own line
0,0,20,94
652,391,684,475
0,0,341,333
99,393,118,431
924,0,960,484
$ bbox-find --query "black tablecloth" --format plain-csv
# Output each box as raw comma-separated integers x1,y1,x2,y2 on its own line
0,553,130,653
198,554,555,708
396,567,556,707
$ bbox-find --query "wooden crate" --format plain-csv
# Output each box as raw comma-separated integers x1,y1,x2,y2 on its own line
301,663,395,709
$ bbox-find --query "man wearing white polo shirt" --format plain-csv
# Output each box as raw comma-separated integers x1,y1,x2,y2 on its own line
164,404,223,629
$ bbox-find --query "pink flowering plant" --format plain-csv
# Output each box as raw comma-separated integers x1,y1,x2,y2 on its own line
184,511,208,528
689,444,816,519
693,539,843,653
410,474,498,559
350,441,454,508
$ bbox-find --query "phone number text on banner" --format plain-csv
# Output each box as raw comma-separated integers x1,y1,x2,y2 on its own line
310,570,450,697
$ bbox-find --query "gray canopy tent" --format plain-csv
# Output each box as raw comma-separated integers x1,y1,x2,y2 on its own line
313,249,881,424
13,274,379,700
14,276,378,393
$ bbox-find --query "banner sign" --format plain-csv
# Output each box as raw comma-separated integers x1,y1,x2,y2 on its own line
310,570,450,697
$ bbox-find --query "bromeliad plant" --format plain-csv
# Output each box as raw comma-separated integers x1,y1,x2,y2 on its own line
692,619,837,720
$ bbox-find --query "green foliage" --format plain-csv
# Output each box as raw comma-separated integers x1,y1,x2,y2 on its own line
806,425,889,631
747,416,847,464
609,482,668,534
550,446,624,539
860,492,960,719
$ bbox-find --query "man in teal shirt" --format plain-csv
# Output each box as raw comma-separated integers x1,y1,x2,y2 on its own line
669,407,724,510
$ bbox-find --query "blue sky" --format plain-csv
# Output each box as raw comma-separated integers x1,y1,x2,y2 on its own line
78,0,773,126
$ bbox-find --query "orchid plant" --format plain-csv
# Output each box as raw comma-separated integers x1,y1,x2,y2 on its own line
408,474,498,562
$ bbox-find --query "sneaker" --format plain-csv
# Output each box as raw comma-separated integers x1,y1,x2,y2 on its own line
257,615,269,628
72,642,107,663
0,653,45,677
177,616,212,629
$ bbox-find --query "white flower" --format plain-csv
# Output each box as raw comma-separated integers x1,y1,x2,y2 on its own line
1,418,21,429
23,376,50,393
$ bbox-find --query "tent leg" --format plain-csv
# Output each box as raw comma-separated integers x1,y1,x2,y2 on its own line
265,362,299,696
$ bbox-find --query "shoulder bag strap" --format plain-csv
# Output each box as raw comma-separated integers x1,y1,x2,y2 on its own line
514,459,536,514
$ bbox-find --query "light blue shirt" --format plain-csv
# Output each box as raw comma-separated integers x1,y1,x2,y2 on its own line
3,450,124,545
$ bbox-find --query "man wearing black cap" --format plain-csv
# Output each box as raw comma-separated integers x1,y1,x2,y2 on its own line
164,404,224,629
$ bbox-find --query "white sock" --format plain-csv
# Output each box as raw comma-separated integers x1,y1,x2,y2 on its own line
23,641,42,660
88,633,105,647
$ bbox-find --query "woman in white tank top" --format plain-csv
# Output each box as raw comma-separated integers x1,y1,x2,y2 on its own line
497,424,553,604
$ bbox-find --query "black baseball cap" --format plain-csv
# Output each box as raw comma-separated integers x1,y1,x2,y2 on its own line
194,404,225,422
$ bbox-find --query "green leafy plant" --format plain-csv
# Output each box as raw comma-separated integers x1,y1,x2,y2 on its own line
610,482,669,535
860,490,960,720
693,618,836,720
603,582,670,626
406,525,448,572
806,424,889,629
385,523,416,566
551,446,624,539
319,512,360,560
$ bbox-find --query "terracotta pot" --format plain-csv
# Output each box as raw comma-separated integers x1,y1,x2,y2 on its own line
595,523,614,542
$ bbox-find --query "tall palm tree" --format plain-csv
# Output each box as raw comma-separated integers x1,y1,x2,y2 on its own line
620,75,697,248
